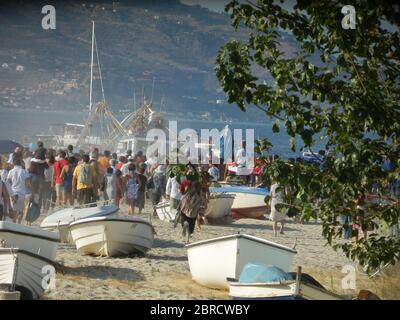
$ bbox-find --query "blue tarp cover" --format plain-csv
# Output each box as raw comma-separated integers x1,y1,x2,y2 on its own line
239,263,293,283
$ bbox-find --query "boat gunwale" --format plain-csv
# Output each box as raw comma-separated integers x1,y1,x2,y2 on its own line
69,216,153,228
0,223,59,242
227,279,345,300
209,194,236,199
185,233,297,253
40,208,119,228
227,279,296,286
210,187,268,196
0,248,56,266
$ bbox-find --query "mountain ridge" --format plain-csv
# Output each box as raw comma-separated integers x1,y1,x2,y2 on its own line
0,0,297,122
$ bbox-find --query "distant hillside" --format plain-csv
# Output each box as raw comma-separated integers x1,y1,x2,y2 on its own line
0,0,299,121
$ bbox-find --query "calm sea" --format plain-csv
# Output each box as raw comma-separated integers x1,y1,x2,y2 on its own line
0,107,320,157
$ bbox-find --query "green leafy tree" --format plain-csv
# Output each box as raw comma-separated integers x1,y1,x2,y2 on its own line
215,0,400,272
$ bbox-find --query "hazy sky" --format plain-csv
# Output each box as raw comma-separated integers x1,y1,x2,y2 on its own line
180,0,228,12
180,1,296,13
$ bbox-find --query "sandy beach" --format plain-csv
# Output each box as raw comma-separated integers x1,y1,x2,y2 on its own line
31,199,391,301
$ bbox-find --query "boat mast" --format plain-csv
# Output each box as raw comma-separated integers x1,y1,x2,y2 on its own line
89,21,95,116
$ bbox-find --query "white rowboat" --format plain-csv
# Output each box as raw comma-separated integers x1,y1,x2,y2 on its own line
227,274,344,300
185,234,296,290
0,221,59,261
204,194,235,220
0,248,55,300
69,215,154,257
40,202,118,242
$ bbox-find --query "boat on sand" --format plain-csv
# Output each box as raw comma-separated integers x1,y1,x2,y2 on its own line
185,233,296,290
69,215,155,257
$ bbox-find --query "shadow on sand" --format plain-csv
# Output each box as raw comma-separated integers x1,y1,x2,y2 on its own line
221,222,296,232
146,254,188,262
56,265,145,282
154,238,185,249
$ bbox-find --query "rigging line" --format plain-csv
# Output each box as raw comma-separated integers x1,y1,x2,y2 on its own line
89,21,95,115
94,34,106,103
150,76,156,104
133,85,136,113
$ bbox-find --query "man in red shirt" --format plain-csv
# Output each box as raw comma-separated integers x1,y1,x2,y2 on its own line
53,150,68,205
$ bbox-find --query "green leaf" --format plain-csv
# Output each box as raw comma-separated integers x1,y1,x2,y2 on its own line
272,119,280,133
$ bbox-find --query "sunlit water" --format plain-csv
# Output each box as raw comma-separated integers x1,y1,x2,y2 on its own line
0,107,323,157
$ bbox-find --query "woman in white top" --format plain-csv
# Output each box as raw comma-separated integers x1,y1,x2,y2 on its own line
0,161,11,221
269,182,287,236
166,176,182,210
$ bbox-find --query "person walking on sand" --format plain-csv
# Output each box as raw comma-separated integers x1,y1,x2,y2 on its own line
7,158,30,223
42,154,55,213
101,167,116,202
135,165,147,215
166,175,182,211
148,164,166,215
0,158,12,194
89,155,100,202
115,169,124,208
29,141,48,207
53,150,68,206
269,181,287,237
125,164,138,215
72,154,96,205
178,181,203,243
98,150,111,178
61,156,76,206
0,167,11,221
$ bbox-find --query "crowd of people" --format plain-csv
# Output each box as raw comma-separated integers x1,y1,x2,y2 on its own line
7,140,396,242
0,142,224,241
